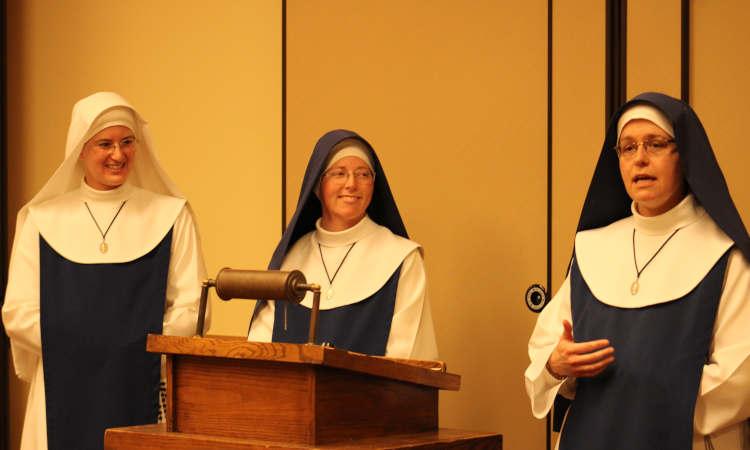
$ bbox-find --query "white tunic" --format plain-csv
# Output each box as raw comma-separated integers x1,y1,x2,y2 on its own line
2,179,208,450
526,194,750,450
249,214,438,360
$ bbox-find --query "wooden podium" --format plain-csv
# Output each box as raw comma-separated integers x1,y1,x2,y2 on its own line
104,335,502,449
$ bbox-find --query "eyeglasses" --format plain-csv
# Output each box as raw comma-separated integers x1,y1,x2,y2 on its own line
615,137,675,158
322,168,375,186
87,138,137,153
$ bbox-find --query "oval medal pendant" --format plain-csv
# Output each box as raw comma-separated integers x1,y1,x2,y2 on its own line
326,287,334,300
630,279,639,295
100,241,108,254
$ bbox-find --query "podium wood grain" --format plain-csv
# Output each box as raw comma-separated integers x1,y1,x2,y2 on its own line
170,354,438,444
104,424,503,449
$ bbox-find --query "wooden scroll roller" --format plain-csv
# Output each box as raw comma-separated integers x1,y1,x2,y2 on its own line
215,269,308,303
194,269,322,345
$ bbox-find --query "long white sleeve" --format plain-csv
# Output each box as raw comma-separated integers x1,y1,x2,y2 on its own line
693,248,750,439
525,273,577,419
386,249,438,360
162,206,210,337
3,215,42,382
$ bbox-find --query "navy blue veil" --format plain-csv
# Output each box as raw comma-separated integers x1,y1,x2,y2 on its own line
268,129,408,270
576,92,750,261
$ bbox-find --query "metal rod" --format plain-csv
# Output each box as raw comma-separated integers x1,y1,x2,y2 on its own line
194,279,214,337
307,285,321,345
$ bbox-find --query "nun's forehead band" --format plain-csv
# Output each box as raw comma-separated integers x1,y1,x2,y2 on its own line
323,139,375,173
80,107,138,150
617,104,674,140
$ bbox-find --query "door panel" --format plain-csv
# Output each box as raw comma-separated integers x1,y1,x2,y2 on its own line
627,0,681,100
287,1,548,448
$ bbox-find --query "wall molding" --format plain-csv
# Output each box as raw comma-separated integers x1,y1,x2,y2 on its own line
606,0,627,124
281,0,287,233
1,0,9,446
681,0,690,104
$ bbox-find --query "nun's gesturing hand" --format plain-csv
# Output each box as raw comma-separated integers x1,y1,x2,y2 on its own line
547,320,615,379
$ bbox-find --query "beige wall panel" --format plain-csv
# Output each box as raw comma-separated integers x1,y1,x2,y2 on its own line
691,3,750,229
287,1,547,447
6,1,281,448
627,0,681,100
551,2,606,294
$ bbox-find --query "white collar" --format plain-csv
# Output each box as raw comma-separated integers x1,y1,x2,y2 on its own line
575,193,734,308
30,185,185,264
282,216,419,309
75,177,133,205
314,214,379,247
632,193,705,236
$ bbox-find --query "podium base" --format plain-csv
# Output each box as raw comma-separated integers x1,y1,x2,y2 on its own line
104,424,502,449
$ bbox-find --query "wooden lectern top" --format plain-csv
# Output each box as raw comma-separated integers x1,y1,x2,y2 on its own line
147,334,460,391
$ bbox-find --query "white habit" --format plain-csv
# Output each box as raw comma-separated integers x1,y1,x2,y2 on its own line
526,194,750,450
2,92,209,450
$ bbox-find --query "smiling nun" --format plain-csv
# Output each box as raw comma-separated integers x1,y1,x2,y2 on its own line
3,92,210,450
526,92,750,450
248,129,438,360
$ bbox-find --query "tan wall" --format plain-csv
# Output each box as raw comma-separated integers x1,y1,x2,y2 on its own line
691,2,750,228
5,1,281,448
287,1,548,448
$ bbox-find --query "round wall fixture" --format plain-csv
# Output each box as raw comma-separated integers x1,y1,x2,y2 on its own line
525,284,548,312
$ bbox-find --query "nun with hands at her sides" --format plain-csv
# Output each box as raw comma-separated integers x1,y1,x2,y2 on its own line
526,92,750,450
248,130,438,360
2,92,210,450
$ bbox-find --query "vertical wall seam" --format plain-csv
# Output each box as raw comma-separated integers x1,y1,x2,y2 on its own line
0,0,9,446
546,0,553,448
281,0,287,234
681,0,690,104
619,0,627,111
605,0,627,125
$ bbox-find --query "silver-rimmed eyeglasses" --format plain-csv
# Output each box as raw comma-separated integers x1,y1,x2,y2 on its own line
322,168,375,186
615,137,675,158
87,138,137,154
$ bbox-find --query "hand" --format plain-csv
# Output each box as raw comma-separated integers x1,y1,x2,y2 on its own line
547,320,614,378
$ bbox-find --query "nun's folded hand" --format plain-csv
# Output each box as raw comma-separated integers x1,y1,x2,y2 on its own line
547,320,615,378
